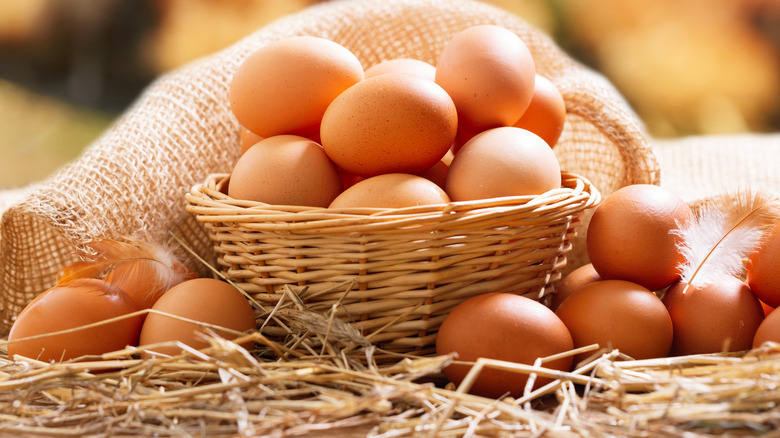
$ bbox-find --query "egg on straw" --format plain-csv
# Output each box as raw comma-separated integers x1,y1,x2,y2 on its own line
662,189,780,355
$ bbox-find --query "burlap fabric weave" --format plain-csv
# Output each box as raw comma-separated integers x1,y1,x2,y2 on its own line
0,0,658,333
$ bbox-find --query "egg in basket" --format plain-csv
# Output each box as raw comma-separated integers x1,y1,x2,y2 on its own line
186,24,600,359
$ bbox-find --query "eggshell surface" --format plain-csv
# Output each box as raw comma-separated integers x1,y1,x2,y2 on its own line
320,73,457,177
239,127,264,155
663,277,764,355
445,127,561,201
586,184,693,291
435,25,535,131
747,221,780,307
551,263,601,310
8,278,143,362
229,36,364,138
513,75,566,148
329,173,450,209
364,58,436,81
555,280,674,361
754,306,780,347
139,278,256,356
436,293,573,399
228,135,343,207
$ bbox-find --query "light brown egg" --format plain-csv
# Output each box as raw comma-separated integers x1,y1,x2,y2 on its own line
513,75,566,148
435,25,536,131
8,278,144,362
754,307,780,347
239,127,263,155
139,278,256,356
321,73,457,177
329,173,450,209
555,280,674,361
551,263,601,310
364,58,436,81
747,221,780,307
229,36,364,138
663,277,764,355
586,184,693,291
228,135,343,207
445,127,561,201
436,293,573,399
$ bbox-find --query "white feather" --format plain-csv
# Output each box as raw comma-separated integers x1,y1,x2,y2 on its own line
673,189,780,287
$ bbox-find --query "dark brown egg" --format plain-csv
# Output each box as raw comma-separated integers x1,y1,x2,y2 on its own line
556,280,673,361
663,277,764,355
436,293,573,399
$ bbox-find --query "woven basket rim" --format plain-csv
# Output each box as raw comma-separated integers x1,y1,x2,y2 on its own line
186,172,600,229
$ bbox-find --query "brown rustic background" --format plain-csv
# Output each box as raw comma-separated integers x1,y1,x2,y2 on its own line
0,0,778,190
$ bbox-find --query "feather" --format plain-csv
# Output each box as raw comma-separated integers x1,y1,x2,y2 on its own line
674,188,780,288
57,235,194,308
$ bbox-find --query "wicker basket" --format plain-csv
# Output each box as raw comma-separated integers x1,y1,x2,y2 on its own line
186,171,599,357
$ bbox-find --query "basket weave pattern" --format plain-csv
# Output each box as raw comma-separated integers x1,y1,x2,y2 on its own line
187,172,598,354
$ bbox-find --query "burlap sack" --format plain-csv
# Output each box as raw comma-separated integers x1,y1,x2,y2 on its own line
0,0,658,333
655,133,780,204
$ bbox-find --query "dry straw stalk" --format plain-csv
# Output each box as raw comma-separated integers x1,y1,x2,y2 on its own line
1,290,780,437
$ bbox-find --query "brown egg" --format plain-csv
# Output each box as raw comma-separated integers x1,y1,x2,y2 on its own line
551,263,601,311
239,127,263,155
364,58,436,81
586,184,693,291
414,159,449,190
329,173,450,209
104,258,197,310
338,167,365,190
747,221,780,307
435,25,536,131
139,278,256,356
8,278,143,362
321,73,457,177
229,36,364,138
445,127,561,201
754,307,780,347
555,280,674,361
452,127,479,155
228,135,343,207
761,300,776,317
513,75,566,148
663,277,764,355
436,293,573,399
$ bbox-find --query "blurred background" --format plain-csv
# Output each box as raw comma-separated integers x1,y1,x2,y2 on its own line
0,0,778,189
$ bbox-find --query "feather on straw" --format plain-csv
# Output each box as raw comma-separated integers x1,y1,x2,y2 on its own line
674,188,780,287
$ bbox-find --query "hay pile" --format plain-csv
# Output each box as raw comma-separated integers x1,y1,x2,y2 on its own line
2,282,779,437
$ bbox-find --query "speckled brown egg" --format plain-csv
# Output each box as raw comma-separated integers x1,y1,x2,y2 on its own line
320,73,457,177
